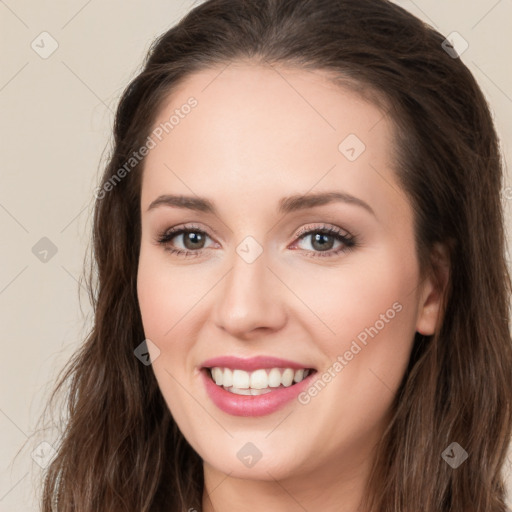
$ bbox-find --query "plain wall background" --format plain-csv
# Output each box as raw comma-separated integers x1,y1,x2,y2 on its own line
1,0,511,509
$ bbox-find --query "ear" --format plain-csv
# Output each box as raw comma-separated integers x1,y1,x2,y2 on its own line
416,242,451,336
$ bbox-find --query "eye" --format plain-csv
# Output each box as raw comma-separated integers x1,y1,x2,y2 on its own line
290,224,357,258
155,224,214,257
154,223,358,259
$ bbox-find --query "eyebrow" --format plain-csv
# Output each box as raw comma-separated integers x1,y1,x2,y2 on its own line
146,191,375,217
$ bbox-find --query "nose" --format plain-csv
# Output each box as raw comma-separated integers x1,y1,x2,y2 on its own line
212,247,287,339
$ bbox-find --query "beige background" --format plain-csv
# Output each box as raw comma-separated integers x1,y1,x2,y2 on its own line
1,0,511,510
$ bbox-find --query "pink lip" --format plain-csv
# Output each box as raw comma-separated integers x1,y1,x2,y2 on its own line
200,367,317,417
200,355,314,372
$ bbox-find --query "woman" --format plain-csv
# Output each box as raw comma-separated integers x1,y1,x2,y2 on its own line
39,0,512,510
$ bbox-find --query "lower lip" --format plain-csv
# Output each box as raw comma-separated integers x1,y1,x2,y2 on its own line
201,368,316,417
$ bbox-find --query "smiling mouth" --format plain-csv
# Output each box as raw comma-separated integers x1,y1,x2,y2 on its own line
204,366,317,396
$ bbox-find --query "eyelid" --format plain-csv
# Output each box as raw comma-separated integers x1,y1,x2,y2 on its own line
156,223,218,247
157,222,354,244
288,224,356,255
294,223,353,240
155,221,358,259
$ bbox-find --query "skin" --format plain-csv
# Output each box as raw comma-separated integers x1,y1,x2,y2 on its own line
136,61,449,512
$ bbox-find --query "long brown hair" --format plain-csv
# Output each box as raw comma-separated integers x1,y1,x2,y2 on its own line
34,0,512,510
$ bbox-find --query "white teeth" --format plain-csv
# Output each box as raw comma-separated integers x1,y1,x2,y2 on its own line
223,368,233,387
219,386,273,396
230,387,252,395
209,366,312,393
282,368,295,387
250,369,269,389
251,388,272,395
212,367,223,385
232,369,250,389
268,368,282,387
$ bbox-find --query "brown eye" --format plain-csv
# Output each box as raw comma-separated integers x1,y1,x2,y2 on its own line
156,225,214,257
181,231,207,250
308,232,336,251
292,225,357,259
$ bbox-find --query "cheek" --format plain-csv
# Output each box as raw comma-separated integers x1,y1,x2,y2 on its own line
288,248,420,419
295,254,419,447
136,253,195,414
286,248,418,346
136,247,195,338
321,251,419,403
137,262,173,338
136,248,205,382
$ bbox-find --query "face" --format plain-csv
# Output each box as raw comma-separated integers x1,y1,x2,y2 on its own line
137,61,440,486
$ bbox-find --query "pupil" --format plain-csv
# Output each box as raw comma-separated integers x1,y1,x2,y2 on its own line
312,233,333,251
185,232,204,249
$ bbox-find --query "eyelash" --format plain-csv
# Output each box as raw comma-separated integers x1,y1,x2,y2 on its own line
155,223,358,259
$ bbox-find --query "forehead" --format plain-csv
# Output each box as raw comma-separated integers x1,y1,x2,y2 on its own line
140,61,408,224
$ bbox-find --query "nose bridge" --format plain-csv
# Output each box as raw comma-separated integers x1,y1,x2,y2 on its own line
213,240,286,336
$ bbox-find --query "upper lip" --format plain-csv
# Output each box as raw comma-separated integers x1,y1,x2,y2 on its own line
201,355,315,372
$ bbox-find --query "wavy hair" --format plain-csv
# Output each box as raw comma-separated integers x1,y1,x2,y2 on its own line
35,0,512,510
